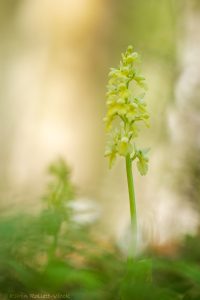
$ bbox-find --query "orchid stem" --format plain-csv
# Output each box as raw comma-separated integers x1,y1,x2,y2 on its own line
126,154,137,258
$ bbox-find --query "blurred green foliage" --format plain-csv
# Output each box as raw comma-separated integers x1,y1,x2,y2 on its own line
0,159,200,299
152,233,200,300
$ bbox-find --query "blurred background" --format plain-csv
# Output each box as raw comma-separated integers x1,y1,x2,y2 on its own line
0,0,200,249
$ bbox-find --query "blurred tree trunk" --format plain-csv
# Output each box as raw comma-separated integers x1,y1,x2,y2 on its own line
150,0,200,245
167,0,200,221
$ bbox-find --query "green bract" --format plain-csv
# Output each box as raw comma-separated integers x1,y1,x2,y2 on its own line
104,46,150,175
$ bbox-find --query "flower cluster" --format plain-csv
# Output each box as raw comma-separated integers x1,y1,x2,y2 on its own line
104,46,150,175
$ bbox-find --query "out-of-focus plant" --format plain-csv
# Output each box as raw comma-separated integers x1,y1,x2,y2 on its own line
41,159,75,259
104,46,150,256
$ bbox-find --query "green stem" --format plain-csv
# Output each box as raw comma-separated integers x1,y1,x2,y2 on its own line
125,154,137,257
